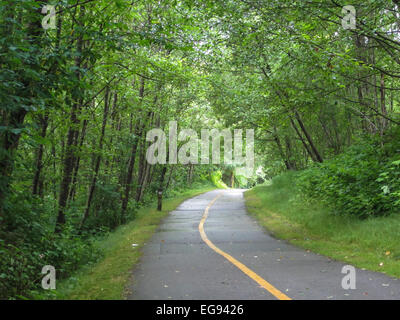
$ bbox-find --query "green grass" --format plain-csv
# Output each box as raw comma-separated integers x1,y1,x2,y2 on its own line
245,172,400,278
53,185,215,300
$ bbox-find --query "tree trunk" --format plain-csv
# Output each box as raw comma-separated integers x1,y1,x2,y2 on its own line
157,166,168,211
32,113,49,196
80,87,110,228
165,165,175,191
289,117,317,163
187,164,194,185
294,111,323,163
135,111,154,202
273,129,292,170
380,72,387,132
284,135,296,170
55,6,85,232
68,118,88,202
121,77,146,218
0,0,47,213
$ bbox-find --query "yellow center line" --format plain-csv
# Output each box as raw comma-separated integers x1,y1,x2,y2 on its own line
198,193,292,301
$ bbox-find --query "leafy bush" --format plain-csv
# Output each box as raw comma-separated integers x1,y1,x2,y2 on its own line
297,131,400,217
0,192,100,299
82,182,125,234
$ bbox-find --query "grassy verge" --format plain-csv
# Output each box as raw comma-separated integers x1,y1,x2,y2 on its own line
53,185,215,300
244,172,400,278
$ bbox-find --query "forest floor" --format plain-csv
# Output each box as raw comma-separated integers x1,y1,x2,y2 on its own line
244,173,400,280
53,185,215,300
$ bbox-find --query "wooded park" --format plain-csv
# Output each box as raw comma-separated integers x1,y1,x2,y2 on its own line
1,0,400,300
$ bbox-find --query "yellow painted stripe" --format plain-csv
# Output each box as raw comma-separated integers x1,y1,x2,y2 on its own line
198,194,292,301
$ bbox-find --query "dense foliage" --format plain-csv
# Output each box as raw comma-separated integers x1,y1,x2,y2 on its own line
1,0,400,299
0,0,221,299
298,127,400,217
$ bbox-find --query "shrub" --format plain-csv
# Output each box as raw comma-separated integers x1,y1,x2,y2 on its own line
297,132,400,217
0,192,100,299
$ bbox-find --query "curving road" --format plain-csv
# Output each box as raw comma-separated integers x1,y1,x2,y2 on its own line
127,189,400,300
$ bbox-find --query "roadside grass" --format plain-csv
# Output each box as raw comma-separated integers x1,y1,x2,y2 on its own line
245,172,400,278
53,185,215,300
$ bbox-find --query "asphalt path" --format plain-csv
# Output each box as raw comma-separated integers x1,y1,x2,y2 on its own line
128,189,400,300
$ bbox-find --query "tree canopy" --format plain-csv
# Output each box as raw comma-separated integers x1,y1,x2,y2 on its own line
1,0,399,299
